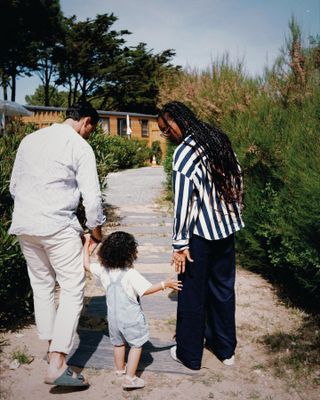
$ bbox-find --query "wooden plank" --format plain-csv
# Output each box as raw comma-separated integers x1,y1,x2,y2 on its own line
67,331,196,375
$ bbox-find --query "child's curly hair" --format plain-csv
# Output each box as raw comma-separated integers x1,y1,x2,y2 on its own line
97,231,138,269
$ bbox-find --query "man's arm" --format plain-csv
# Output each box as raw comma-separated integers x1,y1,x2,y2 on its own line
75,146,106,233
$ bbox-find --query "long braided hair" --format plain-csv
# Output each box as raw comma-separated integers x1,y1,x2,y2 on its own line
159,101,243,208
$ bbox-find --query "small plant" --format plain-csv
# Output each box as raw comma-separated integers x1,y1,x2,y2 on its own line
248,392,261,400
11,347,31,364
253,363,265,370
166,318,176,326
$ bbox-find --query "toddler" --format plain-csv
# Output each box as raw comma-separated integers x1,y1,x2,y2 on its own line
84,231,182,389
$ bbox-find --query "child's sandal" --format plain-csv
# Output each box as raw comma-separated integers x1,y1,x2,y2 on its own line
122,375,144,389
115,364,126,377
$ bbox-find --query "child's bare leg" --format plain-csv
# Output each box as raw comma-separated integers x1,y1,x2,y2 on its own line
126,347,142,377
114,344,126,371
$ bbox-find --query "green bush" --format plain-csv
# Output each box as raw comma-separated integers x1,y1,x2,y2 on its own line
150,140,163,164
89,130,151,175
162,141,176,200
231,93,320,311
0,123,34,325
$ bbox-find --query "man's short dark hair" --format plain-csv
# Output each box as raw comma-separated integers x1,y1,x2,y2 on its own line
66,101,99,125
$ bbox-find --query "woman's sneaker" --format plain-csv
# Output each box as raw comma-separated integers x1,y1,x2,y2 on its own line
222,355,235,366
170,345,182,364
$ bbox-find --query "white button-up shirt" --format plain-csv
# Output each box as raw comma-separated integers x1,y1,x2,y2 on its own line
9,123,105,236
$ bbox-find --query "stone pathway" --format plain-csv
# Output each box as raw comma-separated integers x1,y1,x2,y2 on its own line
68,166,194,374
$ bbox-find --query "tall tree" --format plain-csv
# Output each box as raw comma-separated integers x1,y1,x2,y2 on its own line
25,85,69,107
97,43,178,113
34,1,65,106
56,14,130,106
0,0,63,102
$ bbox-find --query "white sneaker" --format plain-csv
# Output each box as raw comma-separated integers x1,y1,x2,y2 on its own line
170,345,181,364
222,355,235,366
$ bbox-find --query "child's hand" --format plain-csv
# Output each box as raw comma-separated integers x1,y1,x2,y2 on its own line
164,278,183,291
83,233,91,248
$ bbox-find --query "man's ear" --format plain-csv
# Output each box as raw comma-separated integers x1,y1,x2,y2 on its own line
83,116,92,126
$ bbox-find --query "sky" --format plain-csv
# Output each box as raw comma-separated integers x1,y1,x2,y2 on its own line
7,0,320,104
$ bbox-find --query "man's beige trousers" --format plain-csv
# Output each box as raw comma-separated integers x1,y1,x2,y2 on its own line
18,227,85,354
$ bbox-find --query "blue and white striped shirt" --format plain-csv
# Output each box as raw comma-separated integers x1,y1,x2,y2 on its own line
172,135,244,251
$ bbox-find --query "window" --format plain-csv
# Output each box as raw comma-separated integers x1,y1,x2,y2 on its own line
99,117,110,134
140,119,149,137
117,118,127,136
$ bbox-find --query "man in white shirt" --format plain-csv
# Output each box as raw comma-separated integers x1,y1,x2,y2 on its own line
9,101,105,387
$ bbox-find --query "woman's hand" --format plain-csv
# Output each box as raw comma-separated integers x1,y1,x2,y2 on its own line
164,278,183,291
171,249,194,274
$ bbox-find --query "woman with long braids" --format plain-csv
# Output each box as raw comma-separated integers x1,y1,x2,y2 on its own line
158,101,244,370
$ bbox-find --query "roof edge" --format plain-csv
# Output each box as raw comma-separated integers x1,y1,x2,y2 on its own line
24,105,157,118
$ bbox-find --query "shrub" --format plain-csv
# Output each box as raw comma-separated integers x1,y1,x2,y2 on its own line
0,122,34,325
150,140,163,164
89,130,150,174
162,141,176,200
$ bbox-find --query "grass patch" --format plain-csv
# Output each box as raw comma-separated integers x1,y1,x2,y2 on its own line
166,318,176,326
253,363,266,371
261,315,320,385
248,392,261,400
11,346,32,364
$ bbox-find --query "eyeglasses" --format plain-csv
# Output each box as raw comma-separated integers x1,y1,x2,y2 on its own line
160,126,171,138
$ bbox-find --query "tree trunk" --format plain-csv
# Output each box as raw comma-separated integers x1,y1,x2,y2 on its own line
2,76,8,100
44,81,50,106
68,81,72,107
43,58,53,106
72,78,79,105
11,73,16,102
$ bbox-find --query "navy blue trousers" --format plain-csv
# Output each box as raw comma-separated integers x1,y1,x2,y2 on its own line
176,234,237,370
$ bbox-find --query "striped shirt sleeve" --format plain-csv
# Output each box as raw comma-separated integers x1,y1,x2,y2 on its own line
172,169,194,251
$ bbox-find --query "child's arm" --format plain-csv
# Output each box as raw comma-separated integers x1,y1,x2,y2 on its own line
143,277,182,296
83,234,91,272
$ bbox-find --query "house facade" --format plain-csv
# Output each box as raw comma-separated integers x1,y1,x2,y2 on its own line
22,105,167,159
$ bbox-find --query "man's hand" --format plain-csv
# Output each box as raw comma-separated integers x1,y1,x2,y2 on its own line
171,249,194,274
